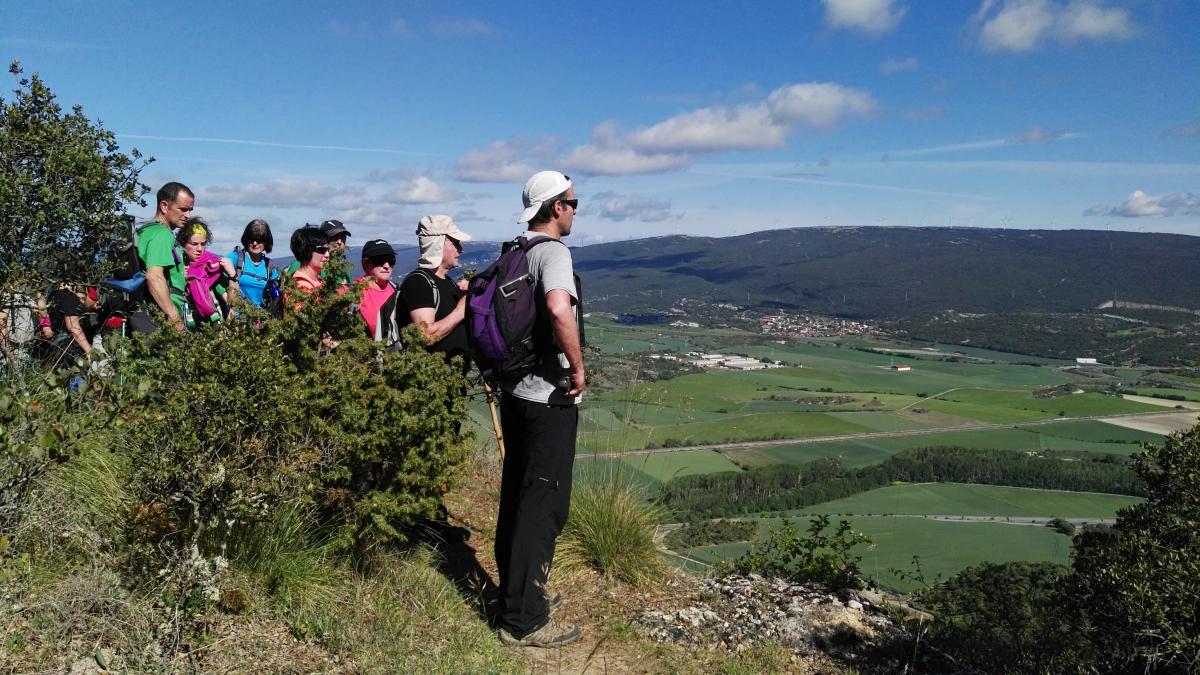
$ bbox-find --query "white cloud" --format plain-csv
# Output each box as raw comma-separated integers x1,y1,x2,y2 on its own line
559,145,689,176
628,105,787,153
460,82,875,179
1058,1,1135,42
627,82,876,154
766,83,878,129
455,141,539,183
383,176,454,204
201,180,360,208
1085,190,1200,217
587,191,682,223
975,0,1136,53
428,18,496,36
1009,126,1073,144
880,57,919,75
1163,122,1200,139
822,0,907,35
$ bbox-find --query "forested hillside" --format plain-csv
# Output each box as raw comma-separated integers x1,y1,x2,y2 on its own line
570,227,1200,319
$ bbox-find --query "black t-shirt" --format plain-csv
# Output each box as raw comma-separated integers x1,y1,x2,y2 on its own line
48,288,86,335
398,270,468,363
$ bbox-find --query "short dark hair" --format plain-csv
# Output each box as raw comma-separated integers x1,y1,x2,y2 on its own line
157,181,193,207
528,188,571,226
241,219,274,253
290,226,328,263
175,217,212,246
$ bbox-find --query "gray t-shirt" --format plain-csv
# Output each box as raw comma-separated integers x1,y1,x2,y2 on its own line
505,231,580,406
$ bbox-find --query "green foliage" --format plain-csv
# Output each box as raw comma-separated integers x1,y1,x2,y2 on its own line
110,271,472,602
0,61,150,291
729,514,869,590
664,519,757,550
0,366,113,543
1069,425,1200,672
916,561,1082,674
1047,516,1076,536
557,465,666,587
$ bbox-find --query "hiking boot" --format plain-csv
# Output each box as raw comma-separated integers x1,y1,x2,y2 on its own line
547,592,562,612
499,619,582,648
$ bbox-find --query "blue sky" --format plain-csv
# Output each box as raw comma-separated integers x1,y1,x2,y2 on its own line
5,0,1198,247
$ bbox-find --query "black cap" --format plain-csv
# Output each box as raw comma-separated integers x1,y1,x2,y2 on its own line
320,219,351,239
361,239,395,260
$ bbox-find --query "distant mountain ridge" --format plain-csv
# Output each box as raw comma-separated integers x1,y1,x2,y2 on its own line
567,227,1200,319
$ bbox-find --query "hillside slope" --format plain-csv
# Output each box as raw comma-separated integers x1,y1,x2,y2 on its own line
570,227,1200,319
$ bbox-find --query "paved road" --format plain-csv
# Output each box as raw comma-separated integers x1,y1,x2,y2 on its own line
586,409,1168,460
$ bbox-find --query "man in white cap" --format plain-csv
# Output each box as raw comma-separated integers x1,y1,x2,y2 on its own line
494,170,585,648
392,214,473,365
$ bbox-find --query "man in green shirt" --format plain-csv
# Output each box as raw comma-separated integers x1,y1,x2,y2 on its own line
137,182,193,332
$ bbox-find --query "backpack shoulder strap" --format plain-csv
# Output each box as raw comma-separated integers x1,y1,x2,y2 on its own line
403,268,440,311
234,246,246,276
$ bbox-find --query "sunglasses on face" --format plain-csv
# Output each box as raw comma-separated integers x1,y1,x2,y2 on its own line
313,245,330,254
368,256,396,267
558,198,578,210
448,238,464,252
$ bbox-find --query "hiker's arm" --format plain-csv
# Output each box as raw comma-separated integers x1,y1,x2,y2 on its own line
408,296,466,342
220,258,239,303
546,288,584,396
145,266,184,332
64,315,91,355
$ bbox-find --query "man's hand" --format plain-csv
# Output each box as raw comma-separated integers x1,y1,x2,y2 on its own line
565,367,586,397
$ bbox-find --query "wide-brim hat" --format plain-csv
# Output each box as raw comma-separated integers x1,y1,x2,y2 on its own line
416,214,473,242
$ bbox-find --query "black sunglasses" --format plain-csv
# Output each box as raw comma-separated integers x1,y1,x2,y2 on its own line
313,245,330,254
558,198,579,210
368,255,396,267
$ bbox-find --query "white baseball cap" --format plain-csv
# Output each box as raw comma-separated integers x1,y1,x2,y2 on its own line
518,170,572,223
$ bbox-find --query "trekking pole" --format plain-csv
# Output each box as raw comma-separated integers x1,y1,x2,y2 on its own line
483,381,505,460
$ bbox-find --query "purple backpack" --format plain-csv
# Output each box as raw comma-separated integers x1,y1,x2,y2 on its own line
467,236,558,380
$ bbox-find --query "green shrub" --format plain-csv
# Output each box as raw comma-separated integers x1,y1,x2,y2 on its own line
557,465,666,587
1,366,113,552
110,268,472,604
729,514,869,590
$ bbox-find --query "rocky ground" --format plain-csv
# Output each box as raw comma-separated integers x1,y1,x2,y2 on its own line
637,574,969,674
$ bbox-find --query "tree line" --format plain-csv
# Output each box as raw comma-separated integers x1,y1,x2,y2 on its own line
660,446,1143,518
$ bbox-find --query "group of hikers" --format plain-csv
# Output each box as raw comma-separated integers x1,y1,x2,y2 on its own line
4,170,588,649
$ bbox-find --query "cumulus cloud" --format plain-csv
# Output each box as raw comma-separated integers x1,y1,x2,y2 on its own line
823,0,907,35
559,145,689,176
1084,190,1200,217
457,82,875,178
974,0,1136,53
383,176,455,204
455,141,540,183
201,180,361,208
880,57,919,75
1162,122,1200,139
627,82,877,154
587,191,682,223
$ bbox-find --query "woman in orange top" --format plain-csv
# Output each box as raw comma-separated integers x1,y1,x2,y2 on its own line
289,226,331,293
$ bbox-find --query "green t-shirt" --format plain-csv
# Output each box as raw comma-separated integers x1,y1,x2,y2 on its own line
136,221,185,297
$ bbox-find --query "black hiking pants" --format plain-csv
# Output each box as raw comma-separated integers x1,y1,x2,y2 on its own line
494,395,578,639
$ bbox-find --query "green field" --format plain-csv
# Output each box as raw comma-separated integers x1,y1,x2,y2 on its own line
718,425,1146,470
795,483,1141,518
686,516,1076,592
620,450,742,481
1024,420,1163,444
578,411,875,453
1133,387,1200,403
